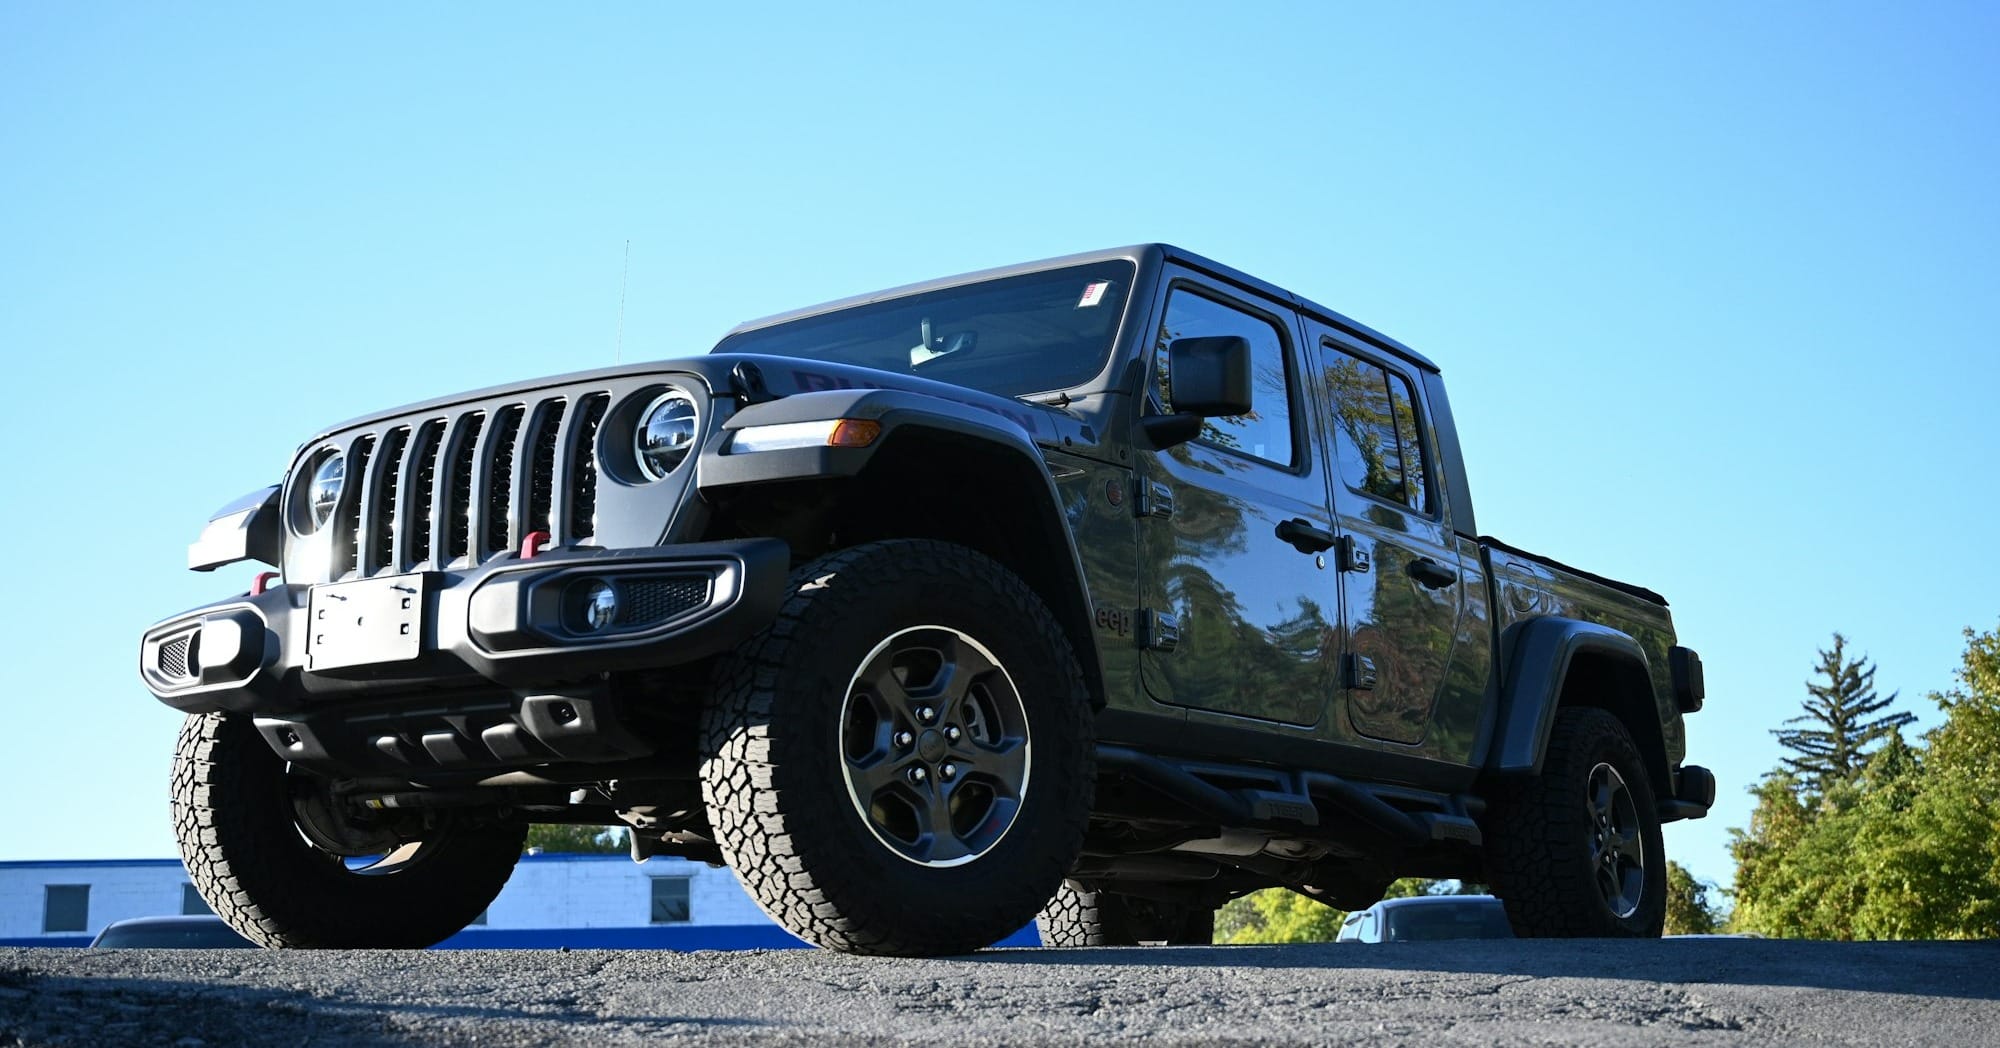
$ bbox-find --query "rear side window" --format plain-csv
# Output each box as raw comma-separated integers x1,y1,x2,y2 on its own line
1323,348,1432,514
1155,289,1296,467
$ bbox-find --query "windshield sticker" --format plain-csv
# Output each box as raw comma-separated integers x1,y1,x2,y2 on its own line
1077,281,1110,308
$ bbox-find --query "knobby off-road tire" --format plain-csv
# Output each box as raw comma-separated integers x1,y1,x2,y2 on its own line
700,539,1094,956
173,711,527,948
1482,707,1667,937
1038,881,1214,946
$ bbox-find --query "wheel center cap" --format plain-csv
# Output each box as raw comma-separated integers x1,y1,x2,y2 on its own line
917,729,948,763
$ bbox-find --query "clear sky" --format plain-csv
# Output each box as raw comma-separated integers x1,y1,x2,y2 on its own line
3,4,1996,895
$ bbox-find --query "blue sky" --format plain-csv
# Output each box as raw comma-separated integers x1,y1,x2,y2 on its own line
3,4,1996,895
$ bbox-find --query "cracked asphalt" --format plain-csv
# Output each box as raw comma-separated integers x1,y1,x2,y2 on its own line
4,938,1998,1046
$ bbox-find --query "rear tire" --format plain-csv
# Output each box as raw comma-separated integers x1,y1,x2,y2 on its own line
700,540,1094,956
1482,707,1666,937
172,711,526,948
1038,881,1214,946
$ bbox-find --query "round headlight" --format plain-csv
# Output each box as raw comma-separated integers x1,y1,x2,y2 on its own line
635,390,699,481
304,452,345,531
570,578,619,633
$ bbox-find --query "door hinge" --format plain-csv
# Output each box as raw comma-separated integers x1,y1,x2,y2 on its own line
1335,535,1371,574
1134,480,1175,520
1139,609,1180,652
1344,653,1378,690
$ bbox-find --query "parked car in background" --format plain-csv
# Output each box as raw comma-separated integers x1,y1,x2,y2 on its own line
1336,895,1513,943
90,915,256,949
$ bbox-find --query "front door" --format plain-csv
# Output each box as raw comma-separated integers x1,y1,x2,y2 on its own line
1306,325,1465,744
1136,274,1339,727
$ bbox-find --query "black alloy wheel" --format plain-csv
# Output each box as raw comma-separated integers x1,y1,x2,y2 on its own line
840,626,1032,868
701,539,1094,957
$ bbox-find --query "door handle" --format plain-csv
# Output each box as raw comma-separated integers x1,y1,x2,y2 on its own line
1274,518,1336,555
1406,557,1458,590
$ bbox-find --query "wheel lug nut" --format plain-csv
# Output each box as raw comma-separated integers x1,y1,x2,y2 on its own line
944,726,961,742
895,731,914,747
940,763,957,781
907,766,927,784
917,706,936,724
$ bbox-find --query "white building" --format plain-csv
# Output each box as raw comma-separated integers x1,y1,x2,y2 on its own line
0,853,1041,949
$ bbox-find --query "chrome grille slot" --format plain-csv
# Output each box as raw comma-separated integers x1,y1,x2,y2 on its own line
526,399,566,542
567,393,610,541
335,435,377,579
364,427,410,575
404,420,446,570
446,413,486,564
482,405,527,557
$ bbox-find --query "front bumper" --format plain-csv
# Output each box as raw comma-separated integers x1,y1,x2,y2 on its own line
138,539,787,772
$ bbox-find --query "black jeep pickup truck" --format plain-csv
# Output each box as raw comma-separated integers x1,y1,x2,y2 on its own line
140,244,1712,955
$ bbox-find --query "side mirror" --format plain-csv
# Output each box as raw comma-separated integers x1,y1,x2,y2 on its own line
1142,335,1253,448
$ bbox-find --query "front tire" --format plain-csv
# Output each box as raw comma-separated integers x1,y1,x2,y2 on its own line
172,711,526,948
700,540,1094,956
1482,707,1667,937
1038,882,1214,946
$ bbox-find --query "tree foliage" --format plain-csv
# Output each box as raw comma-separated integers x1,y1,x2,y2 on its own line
1731,624,2000,940
1665,861,1722,935
523,824,627,855
1773,632,1915,799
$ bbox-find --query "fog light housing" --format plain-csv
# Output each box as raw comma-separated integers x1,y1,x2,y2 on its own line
570,579,619,633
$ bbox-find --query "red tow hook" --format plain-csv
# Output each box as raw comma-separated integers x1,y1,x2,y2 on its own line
250,571,279,596
520,530,552,560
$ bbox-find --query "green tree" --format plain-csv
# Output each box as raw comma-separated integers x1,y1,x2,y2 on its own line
1664,861,1722,935
524,824,626,854
1773,633,1914,799
1215,889,1345,944
1732,624,2000,940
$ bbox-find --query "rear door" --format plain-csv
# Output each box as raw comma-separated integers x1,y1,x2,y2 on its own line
1135,271,1340,727
1304,324,1465,745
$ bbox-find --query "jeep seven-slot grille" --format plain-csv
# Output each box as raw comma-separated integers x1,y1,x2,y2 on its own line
330,392,609,580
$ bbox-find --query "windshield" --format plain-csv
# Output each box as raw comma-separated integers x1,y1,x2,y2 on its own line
713,260,1137,399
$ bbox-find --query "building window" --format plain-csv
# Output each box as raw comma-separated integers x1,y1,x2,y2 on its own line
650,877,691,924
44,885,89,933
1156,288,1297,468
1323,348,1433,514
181,884,212,916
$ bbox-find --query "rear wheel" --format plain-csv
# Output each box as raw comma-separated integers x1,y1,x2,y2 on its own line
1482,707,1666,937
701,540,1094,956
172,711,526,948
1038,881,1214,946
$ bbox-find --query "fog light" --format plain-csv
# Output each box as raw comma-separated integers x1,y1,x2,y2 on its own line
572,579,619,633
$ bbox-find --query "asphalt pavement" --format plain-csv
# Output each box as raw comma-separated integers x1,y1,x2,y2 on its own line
4,938,1997,1046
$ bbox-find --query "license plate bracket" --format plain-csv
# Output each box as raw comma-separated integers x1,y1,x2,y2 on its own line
306,573,430,671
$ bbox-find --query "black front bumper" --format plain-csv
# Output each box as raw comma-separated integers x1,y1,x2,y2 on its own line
138,539,787,774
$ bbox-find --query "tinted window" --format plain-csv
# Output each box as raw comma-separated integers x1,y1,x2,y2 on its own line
1382,901,1513,941
181,883,211,916
1157,290,1295,466
650,877,691,924
93,919,256,949
1323,348,1432,513
714,261,1136,399
44,885,88,933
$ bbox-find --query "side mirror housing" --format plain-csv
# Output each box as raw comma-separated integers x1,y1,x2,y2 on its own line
1141,335,1253,448
1166,335,1252,417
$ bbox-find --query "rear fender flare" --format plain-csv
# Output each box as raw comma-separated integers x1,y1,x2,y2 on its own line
1484,617,1657,778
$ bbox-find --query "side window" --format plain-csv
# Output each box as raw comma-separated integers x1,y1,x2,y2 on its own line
1323,347,1432,514
650,876,692,923
1156,289,1295,467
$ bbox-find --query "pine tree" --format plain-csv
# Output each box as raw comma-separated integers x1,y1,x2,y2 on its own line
1772,633,1915,797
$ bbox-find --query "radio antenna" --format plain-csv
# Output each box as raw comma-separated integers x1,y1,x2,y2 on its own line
615,239,631,364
